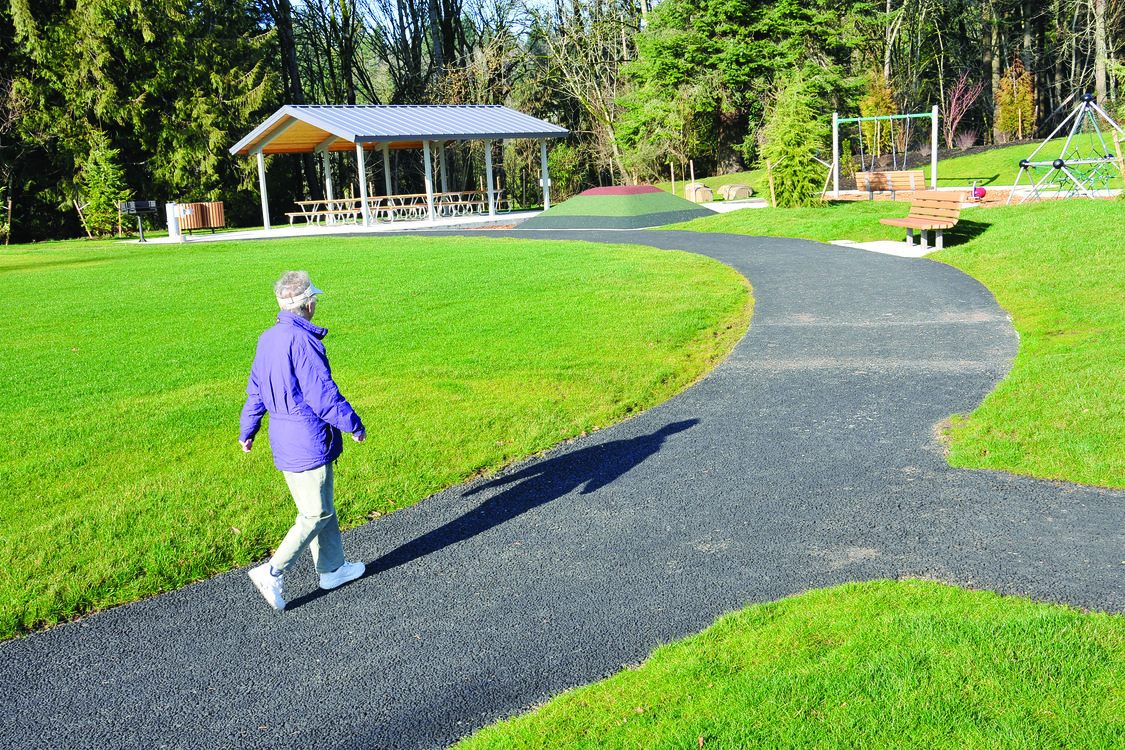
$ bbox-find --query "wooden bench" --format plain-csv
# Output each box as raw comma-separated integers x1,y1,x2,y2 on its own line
878,191,964,250
855,169,926,200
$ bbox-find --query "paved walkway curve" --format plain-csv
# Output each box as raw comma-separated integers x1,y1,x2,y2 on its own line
2,231,1123,750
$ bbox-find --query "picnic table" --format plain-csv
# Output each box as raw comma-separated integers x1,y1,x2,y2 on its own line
285,190,512,227
286,198,363,226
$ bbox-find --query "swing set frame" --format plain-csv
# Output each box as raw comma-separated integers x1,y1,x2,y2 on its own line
831,106,940,198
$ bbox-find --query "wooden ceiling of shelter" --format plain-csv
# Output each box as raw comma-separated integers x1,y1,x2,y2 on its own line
255,118,430,154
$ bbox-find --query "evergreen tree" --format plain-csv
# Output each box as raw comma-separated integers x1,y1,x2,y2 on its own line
620,0,866,180
76,134,130,238
759,73,828,208
8,0,278,239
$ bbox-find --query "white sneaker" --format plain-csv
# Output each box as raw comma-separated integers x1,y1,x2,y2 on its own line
319,560,365,590
248,563,286,611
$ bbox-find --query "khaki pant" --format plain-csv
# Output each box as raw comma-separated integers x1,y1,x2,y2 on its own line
270,461,345,575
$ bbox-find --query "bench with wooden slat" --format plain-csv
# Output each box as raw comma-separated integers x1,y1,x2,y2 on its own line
855,169,926,200
878,191,964,250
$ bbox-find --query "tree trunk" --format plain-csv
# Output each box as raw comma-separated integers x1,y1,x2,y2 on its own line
991,2,1002,142
1055,0,1066,112
429,0,443,80
1095,0,1108,102
716,110,745,174
262,0,323,200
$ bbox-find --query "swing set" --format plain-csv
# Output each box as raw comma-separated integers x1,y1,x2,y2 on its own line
831,106,940,197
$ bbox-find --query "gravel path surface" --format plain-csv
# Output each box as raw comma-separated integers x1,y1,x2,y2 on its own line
2,230,1122,750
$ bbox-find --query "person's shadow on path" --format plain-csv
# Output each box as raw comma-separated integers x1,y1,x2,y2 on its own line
366,418,698,575
284,419,697,610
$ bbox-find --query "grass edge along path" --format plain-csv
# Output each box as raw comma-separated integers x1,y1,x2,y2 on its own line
455,580,1125,749
668,198,1125,490
0,235,751,640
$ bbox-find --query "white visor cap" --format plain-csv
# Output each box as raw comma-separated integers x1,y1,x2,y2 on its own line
277,281,324,308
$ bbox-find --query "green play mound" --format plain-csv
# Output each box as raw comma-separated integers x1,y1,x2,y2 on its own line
518,186,716,229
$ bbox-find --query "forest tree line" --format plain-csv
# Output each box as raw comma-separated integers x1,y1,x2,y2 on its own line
3,0,1124,241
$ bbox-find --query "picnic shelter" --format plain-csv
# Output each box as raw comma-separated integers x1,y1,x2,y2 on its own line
229,104,570,229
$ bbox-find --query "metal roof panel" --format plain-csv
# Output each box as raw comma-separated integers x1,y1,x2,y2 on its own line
230,105,568,154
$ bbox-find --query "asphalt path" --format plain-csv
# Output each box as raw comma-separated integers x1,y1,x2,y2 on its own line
2,230,1123,749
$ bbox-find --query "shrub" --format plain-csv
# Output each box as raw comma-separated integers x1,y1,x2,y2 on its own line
955,130,978,151
546,143,585,202
995,60,1035,140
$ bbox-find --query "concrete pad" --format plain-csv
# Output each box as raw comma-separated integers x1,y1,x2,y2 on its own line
829,238,934,258
134,211,540,244
700,198,768,213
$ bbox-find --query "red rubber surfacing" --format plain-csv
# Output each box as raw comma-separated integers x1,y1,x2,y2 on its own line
578,185,664,196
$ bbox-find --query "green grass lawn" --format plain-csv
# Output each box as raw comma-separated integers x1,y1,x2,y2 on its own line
7,192,1124,746
654,169,769,201
925,138,1125,189
651,136,1125,202
667,198,1125,489
0,235,751,639
451,193,1125,750
534,191,707,217
456,580,1125,749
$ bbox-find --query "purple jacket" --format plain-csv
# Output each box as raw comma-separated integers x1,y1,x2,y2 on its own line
240,311,364,472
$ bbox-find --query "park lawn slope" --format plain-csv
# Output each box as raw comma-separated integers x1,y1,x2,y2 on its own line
667,198,1125,489
0,235,751,639
930,199,1125,487
665,199,906,242
924,137,1125,190
456,580,1125,749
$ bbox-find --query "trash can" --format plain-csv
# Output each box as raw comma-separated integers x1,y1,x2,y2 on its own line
177,201,225,233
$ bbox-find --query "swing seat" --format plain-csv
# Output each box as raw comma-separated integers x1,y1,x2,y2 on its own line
879,191,964,250
855,169,926,200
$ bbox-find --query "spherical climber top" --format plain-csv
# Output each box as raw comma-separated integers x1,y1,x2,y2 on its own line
1083,92,1096,102
1019,159,1030,168
1053,158,1066,169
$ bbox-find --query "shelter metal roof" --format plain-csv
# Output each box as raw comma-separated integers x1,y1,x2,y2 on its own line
230,105,569,156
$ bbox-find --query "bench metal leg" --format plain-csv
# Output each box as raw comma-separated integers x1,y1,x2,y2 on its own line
935,229,943,250
905,228,915,246
920,231,929,251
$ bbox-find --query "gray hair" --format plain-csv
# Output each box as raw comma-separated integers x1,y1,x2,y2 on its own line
274,270,317,312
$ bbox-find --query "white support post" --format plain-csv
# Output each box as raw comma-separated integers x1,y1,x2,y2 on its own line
540,140,551,210
484,139,496,216
255,150,270,230
322,150,334,202
423,140,435,222
832,112,840,198
356,143,371,226
382,145,392,195
931,104,939,188
438,141,449,194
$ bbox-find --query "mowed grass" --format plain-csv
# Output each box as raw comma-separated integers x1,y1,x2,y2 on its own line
670,197,1125,488
925,137,1125,189
655,169,768,200
454,195,1125,748
537,191,707,217
668,199,906,241
0,235,751,639
930,201,1125,485
456,580,1125,749
652,135,1125,200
